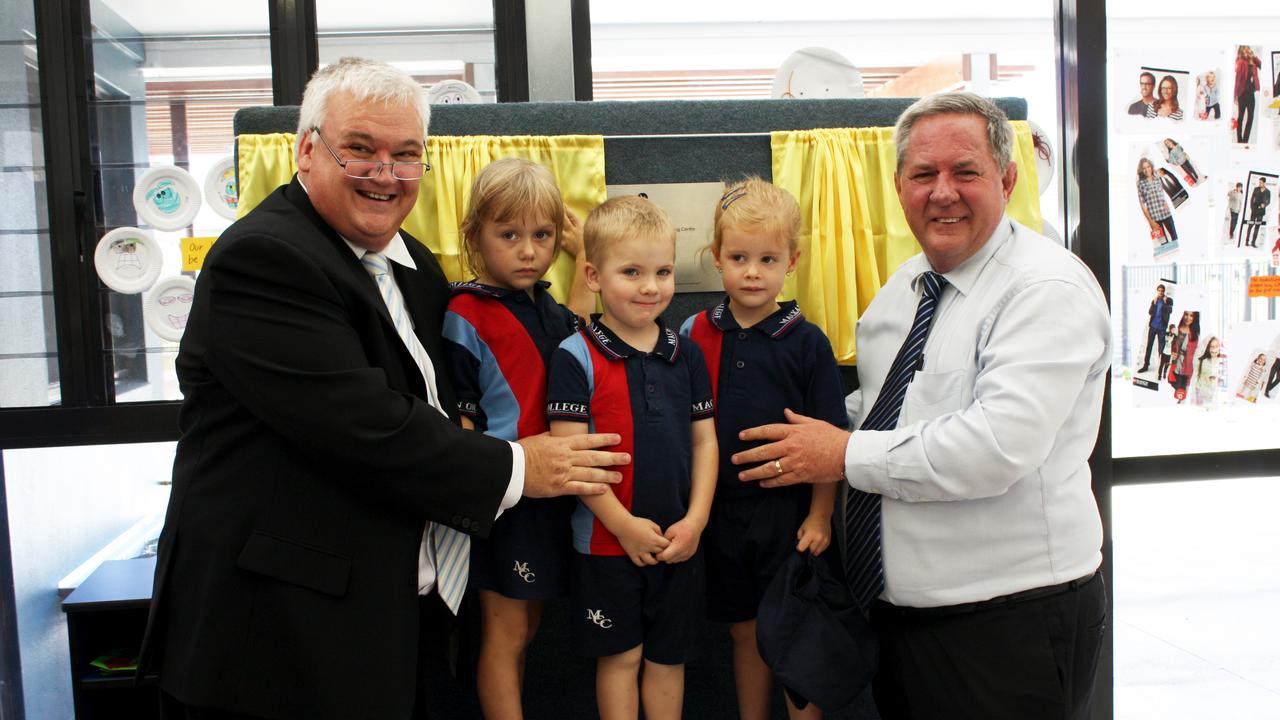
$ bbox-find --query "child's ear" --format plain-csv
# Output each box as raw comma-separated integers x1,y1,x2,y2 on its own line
787,249,801,273
584,262,602,293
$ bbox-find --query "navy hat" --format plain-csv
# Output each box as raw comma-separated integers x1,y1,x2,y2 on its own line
755,551,877,713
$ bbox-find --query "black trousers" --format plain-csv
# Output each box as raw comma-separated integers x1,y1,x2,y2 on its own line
160,593,477,720
870,572,1107,720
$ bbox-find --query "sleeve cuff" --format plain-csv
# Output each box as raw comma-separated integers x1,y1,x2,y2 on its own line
497,441,525,518
844,428,894,498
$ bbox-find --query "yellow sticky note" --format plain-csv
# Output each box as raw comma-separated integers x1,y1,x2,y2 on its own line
181,237,217,271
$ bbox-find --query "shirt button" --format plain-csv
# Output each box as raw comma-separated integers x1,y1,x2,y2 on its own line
736,360,745,369
738,332,747,340
647,384,655,392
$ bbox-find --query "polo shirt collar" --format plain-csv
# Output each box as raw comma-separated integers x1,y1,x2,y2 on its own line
707,298,804,339
451,279,551,299
910,214,1014,298
585,315,681,363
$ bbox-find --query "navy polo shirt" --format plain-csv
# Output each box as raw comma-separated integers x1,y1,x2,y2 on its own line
547,317,715,556
680,299,848,501
443,280,579,440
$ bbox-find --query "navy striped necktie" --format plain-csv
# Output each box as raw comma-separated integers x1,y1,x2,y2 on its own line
844,270,948,612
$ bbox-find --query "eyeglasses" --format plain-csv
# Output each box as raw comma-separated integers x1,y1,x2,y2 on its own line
311,127,431,180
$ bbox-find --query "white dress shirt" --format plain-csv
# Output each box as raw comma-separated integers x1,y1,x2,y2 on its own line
843,216,1110,608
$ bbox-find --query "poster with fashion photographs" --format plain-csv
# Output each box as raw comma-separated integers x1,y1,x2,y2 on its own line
1268,51,1280,118
1194,67,1225,122
1128,141,1213,263
1116,65,1193,129
1133,284,1219,408
1231,45,1268,146
1132,279,1178,393
1225,320,1280,405
1233,170,1277,252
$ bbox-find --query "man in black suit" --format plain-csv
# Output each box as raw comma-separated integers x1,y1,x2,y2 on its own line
141,57,626,720
1246,177,1271,248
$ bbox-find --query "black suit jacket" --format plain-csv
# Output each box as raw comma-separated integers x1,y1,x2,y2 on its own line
139,177,512,719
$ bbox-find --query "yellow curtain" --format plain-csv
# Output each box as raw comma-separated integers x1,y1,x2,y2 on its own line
233,133,606,303
771,120,1042,364
235,133,297,218
418,135,606,295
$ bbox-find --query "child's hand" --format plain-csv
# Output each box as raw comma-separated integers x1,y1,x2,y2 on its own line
560,208,583,257
656,517,704,564
796,513,832,556
616,516,669,567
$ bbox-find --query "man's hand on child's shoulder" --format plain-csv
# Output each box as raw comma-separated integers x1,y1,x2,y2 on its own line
656,517,704,564
616,515,669,567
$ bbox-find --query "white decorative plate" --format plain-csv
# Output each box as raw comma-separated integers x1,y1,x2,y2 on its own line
771,47,865,100
204,156,239,220
1027,120,1055,196
133,166,202,231
427,79,482,105
94,227,163,294
144,275,196,342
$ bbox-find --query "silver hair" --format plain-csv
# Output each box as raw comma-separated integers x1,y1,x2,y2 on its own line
295,57,430,154
893,92,1014,173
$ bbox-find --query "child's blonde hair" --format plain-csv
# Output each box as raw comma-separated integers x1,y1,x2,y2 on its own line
712,176,802,256
584,195,676,266
459,157,565,278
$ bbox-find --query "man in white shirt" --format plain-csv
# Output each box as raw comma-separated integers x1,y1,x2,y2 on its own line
734,92,1110,719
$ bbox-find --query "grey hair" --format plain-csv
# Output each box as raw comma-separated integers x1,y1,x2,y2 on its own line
893,92,1014,173
295,57,430,154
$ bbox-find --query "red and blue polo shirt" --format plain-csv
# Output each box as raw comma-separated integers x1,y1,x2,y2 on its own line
547,317,715,556
443,280,579,441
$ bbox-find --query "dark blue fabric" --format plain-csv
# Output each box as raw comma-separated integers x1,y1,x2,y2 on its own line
756,551,877,714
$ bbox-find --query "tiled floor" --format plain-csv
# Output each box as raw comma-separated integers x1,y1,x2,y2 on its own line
1113,476,1280,719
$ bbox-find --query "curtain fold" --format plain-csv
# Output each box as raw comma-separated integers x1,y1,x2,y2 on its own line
234,133,606,303
771,120,1043,364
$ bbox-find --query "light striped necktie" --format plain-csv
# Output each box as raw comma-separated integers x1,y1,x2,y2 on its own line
843,270,948,613
361,250,469,614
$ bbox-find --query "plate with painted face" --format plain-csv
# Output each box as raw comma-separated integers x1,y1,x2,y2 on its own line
134,166,202,231
94,227,163,294
144,275,196,342
204,156,239,220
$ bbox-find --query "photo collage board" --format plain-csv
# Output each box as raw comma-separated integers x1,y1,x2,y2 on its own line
1114,46,1280,413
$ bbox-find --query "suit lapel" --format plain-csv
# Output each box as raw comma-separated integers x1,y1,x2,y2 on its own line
280,178,427,399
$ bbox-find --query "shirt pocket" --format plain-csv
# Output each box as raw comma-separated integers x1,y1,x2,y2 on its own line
902,368,965,424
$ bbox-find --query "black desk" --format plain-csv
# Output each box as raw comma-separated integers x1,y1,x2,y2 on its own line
62,557,157,719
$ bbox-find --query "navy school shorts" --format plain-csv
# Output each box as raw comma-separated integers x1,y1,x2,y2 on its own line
470,495,575,600
571,552,705,665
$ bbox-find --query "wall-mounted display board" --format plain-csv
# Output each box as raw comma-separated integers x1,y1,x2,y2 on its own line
1110,47,1280,458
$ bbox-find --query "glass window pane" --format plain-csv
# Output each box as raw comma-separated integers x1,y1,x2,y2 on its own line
316,1,497,103
4,442,174,720
0,0,59,407
89,0,272,403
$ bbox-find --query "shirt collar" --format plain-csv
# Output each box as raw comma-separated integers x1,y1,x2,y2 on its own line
584,315,681,363
298,174,418,271
911,214,1014,298
707,297,804,339
450,279,551,299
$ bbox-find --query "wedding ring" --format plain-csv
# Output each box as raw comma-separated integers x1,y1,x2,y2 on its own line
774,459,784,476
